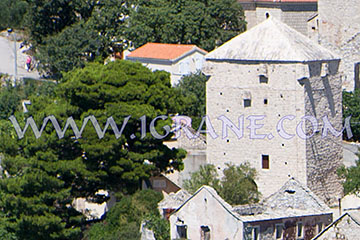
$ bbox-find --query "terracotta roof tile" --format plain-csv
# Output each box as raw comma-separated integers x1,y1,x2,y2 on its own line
127,43,207,60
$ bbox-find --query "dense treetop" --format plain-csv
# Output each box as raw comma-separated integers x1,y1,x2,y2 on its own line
0,61,186,239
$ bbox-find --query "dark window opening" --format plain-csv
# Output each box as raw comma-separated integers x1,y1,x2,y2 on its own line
317,223,323,233
276,225,283,239
265,12,270,18
297,222,303,238
259,75,268,83
264,99,268,105
253,226,260,240
262,155,269,169
244,99,251,108
201,226,210,240
177,225,187,239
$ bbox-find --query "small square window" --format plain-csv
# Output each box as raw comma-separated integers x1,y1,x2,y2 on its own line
201,226,210,240
177,225,187,239
244,99,251,108
259,75,268,84
262,155,269,169
264,99,268,105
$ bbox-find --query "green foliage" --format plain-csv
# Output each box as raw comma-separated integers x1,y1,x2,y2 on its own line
0,78,56,120
29,0,245,78
30,0,132,79
0,0,28,30
126,0,246,51
175,72,206,129
85,190,167,240
183,164,220,194
25,0,97,44
0,83,21,120
0,61,186,239
343,90,360,141
338,156,360,195
184,163,260,205
220,163,260,205
36,21,101,79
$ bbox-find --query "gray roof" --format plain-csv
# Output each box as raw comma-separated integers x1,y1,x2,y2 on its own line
172,185,241,221
158,189,192,210
233,178,332,222
206,17,339,63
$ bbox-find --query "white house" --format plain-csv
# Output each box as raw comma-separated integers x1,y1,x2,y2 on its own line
169,179,332,240
169,185,244,240
126,42,207,85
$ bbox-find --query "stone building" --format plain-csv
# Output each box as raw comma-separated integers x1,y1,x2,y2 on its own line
169,185,244,240
169,179,332,240
164,119,207,187
316,0,360,90
313,212,360,240
237,0,317,36
203,17,343,205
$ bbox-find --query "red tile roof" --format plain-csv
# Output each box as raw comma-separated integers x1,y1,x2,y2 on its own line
127,43,207,61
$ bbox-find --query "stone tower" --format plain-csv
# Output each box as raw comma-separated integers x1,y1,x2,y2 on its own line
317,0,360,90
203,17,343,205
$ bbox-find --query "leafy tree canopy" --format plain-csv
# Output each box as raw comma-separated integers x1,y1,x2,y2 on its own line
0,0,28,30
28,0,245,79
338,156,360,195
85,189,169,240
343,90,360,141
0,60,186,239
175,72,206,129
35,0,132,79
126,0,246,51
183,163,260,205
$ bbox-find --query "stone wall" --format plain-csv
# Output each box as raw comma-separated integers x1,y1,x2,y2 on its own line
304,61,343,206
240,2,317,36
205,60,343,202
206,61,308,198
318,0,360,90
245,215,332,240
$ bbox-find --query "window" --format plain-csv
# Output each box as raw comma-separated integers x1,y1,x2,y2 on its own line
262,155,269,169
275,224,283,239
297,222,303,238
265,12,270,18
264,99,268,105
317,222,323,233
244,99,251,108
252,226,260,240
177,225,187,239
201,226,210,240
259,75,268,84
